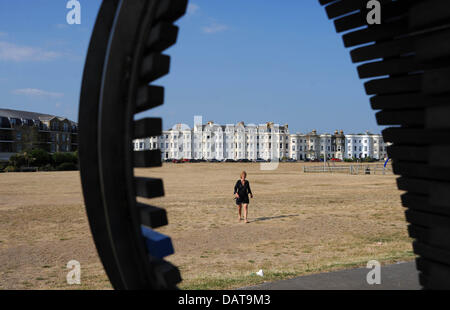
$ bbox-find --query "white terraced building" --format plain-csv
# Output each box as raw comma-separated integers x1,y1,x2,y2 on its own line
133,121,389,161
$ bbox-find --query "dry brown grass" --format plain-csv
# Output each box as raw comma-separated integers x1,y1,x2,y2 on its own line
0,163,413,289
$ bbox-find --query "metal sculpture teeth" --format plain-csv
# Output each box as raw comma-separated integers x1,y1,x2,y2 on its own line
138,203,168,228
135,85,164,114
134,118,162,138
319,0,450,289
134,150,162,168
135,177,165,199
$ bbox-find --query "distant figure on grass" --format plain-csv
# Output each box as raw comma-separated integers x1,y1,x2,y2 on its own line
234,171,253,223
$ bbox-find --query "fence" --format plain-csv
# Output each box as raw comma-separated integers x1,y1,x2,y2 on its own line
303,163,393,175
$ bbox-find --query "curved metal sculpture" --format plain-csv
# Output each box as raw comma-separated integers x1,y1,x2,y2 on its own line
79,0,450,289
79,0,187,289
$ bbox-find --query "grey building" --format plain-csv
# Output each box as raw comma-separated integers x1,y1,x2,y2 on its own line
0,108,78,161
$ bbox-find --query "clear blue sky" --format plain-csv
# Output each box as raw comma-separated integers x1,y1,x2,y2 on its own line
0,0,382,134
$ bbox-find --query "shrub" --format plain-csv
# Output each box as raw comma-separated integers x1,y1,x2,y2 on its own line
3,165,16,172
56,162,78,171
29,148,50,166
52,152,78,166
38,164,55,172
9,153,27,168
362,157,376,162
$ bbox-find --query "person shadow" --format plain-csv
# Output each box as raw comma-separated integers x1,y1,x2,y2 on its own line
251,214,299,223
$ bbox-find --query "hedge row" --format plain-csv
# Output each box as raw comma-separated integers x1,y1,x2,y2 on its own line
2,149,78,172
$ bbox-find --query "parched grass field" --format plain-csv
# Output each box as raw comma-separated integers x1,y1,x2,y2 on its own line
0,163,414,289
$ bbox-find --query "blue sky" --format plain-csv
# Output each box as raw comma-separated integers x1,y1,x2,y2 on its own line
0,0,382,134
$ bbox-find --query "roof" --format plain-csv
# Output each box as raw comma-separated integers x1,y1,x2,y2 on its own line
0,108,77,125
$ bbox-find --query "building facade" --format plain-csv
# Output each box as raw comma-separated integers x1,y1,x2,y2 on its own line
134,121,389,161
0,109,78,161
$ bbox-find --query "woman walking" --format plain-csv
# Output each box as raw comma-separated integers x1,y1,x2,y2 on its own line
234,171,253,223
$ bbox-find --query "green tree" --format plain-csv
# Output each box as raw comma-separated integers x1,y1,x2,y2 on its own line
29,148,50,166
22,151,35,167
9,153,26,168
52,152,78,167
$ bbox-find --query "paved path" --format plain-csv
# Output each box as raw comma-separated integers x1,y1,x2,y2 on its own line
241,261,421,290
